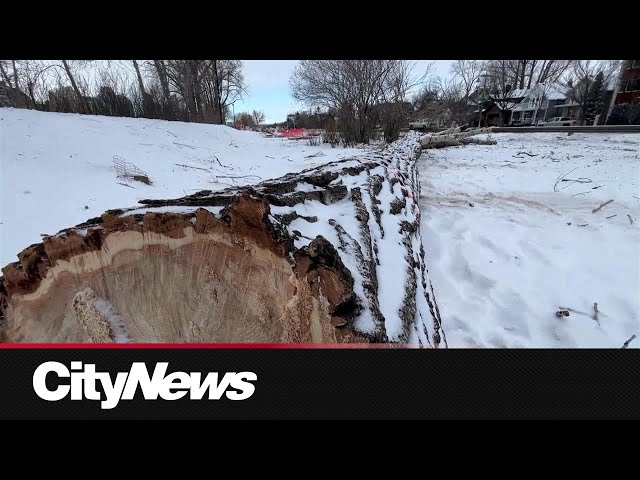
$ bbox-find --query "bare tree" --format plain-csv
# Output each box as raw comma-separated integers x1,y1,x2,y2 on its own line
156,60,245,124
487,60,574,94
252,110,265,126
209,60,246,124
411,80,440,120
236,112,255,127
291,60,426,144
450,60,487,127
534,60,573,85
17,60,45,108
11,60,19,91
450,60,484,102
483,60,518,125
563,60,619,125
378,61,430,142
131,60,156,118
0,60,249,123
151,60,175,118
436,78,469,126
0,60,59,109
0,60,12,86
60,60,90,113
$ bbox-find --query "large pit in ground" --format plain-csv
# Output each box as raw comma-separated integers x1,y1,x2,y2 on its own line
0,196,363,344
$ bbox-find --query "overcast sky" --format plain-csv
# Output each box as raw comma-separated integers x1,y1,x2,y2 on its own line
235,60,454,124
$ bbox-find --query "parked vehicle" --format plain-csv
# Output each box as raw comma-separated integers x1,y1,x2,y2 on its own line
538,117,577,127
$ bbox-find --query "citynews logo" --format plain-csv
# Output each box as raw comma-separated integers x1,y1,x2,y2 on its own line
33,361,257,410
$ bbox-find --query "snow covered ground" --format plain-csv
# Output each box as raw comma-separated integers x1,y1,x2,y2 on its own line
0,108,364,266
2,109,639,348
419,132,640,348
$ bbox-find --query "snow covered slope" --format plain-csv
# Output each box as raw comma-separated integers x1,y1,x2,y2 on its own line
0,108,364,266
419,132,640,348
1,130,440,345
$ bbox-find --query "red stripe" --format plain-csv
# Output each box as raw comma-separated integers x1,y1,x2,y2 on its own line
0,343,414,349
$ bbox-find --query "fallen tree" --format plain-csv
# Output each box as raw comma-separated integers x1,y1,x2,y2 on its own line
0,132,445,346
421,127,496,149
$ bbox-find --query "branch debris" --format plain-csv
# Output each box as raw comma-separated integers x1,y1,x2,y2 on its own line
174,163,210,172
621,335,636,349
554,167,579,192
592,199,614,214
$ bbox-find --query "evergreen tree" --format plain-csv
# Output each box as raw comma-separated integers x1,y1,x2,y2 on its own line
585,71,605,124
629,104,640,125
606,104,630,125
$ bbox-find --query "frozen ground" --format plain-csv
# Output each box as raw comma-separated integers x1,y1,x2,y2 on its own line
419,132,640,348
2,110,638,348
0,108,364,266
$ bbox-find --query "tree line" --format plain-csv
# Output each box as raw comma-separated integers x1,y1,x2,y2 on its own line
0,60,247,124
409,60,627,127
2,59,634,142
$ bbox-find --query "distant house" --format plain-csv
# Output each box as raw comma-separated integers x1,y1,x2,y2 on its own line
472,101,508,127
508,84,569,126
613,60,640,105
469,84,566,127
605,60,640,125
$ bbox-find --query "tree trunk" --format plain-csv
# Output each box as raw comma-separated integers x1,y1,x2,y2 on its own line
0,133,444,347
153,60,173,119
0,62,11,86
526,60,536,89
132,60,152,117
11,60,19,91
27,81,37,110
183,60,199,122
212,60,224,124
61,60,88,114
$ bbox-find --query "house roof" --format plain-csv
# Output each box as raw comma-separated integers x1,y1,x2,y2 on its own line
508,88,529,98
546,85,567,100
553,102,580,108
509,84,568,101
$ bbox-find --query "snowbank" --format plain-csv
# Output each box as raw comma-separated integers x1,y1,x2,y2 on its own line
0,108,364,266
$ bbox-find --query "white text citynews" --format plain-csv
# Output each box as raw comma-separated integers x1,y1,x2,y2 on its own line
33,361,257,409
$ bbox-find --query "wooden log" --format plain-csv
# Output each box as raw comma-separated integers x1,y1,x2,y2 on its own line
0,133,443,346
